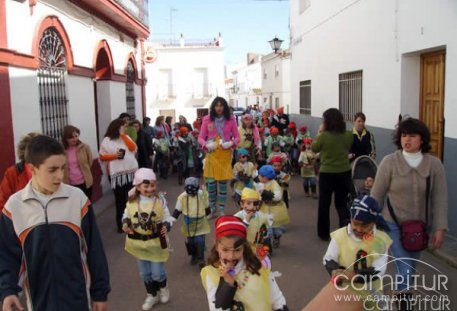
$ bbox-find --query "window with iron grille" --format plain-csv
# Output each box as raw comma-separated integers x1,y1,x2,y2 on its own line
299,80,311,115
126,61,136,116
339,70,362,121
37,28,68,140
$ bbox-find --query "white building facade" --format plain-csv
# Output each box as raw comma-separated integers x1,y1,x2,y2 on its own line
0,0,149,199
228,55,262,109
144,36,225,123
261,51,291,112
289,0,457,235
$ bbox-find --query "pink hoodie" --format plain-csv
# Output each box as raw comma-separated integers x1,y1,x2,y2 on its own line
198,115,240,149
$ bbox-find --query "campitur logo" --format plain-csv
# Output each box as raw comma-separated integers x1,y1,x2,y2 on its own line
331,254,451,310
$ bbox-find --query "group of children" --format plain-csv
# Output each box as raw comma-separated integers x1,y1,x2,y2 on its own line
0,133,391,311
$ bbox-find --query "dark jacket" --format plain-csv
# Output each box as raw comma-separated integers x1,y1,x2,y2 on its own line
136,129,154,168
0,182,110,310
350,128,376,160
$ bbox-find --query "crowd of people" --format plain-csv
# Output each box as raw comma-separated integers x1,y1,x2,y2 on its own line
0,96,448,311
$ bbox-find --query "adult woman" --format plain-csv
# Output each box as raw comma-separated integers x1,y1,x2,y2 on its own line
349,112,376,162
238,113,261,165
142,116,154,141
0,132,40,211
153,116,168,139
99,119,138,232
131,120,154,169
311,108,353,241
371,118,447,302
62,125,94,199
198,97,240,217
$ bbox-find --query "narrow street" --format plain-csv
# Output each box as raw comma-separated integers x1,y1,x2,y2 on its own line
95,175,456,311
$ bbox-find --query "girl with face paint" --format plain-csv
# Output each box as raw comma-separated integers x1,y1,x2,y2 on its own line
201,216,289,311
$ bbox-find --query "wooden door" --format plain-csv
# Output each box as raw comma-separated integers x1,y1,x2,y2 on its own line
420,51,445,159
159,109,175,123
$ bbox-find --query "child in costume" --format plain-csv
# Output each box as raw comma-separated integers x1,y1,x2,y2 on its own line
298,138,318,199
267,142,288,166
122,168,173,310
235,188,273,260
153,131,171,179
200,216,289,311
256,165,289,249
232,148,258,206
264,127,284,158
323,195,392,311
172,177,211,268
270,156,291,209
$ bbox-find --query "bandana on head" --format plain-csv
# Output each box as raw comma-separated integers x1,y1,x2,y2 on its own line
215,216,247,239
269,156,282,164
133,168,156,185
237,148,249,157
270,127,279,135
129,168,156,196
179,127,189,135
241,188,260,201
299,126,308,132
351,195,389,231
258,165,276,180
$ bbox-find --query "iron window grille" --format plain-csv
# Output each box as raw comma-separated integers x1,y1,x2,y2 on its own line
299,80,311,115
37,28,68,140
339,70,362,121
126,61,136,117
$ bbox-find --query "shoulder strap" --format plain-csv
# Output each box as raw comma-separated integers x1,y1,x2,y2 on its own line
387,176,431,226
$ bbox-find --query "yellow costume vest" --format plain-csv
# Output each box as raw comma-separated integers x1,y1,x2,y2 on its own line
124,197,170,262
331,227,393,310
259,180,289,227
233,162,256,194
177,192,211,237
235,211,270,249
201,265,272,311
238,127,254,149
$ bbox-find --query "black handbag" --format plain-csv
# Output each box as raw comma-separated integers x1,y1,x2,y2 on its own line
387,177,430,252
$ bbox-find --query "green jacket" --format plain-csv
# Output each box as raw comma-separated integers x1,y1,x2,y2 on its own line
311,131,352,173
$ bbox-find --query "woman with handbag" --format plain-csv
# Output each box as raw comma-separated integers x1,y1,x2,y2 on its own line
371,117,447,310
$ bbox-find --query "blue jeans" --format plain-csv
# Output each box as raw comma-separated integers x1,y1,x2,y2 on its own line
387,221,421,291
186,235,206,260
137,260,167,283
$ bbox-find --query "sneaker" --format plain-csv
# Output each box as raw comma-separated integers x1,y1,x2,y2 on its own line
159,287,170,304
142,294,159,310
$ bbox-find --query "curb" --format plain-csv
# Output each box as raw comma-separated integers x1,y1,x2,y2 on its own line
430,234,457,269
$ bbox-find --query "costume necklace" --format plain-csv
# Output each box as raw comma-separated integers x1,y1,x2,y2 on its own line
136,196,157,226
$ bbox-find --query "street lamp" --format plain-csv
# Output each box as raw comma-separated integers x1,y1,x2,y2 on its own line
268,37,283,54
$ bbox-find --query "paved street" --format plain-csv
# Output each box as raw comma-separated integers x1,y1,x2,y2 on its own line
95,174,456,311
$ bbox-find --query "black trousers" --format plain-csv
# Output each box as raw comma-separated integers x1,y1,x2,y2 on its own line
317,170,351,239
112,182,132,231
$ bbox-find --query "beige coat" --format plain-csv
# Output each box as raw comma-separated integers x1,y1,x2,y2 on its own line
64,143,94,188
371,150,447,231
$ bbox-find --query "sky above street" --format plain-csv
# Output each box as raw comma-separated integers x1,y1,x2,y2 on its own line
148,0,289,65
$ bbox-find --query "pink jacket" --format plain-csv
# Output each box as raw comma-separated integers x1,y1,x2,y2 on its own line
198,115,240,148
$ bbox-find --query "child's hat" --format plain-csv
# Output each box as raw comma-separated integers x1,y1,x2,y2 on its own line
184,177,199,188
288,122,296,130
303,137,313,144
270,127,279,135
351,195,389,231
299,126,308,132
179,127,189,135
215,216,247,239
258,127,265,134
269,156,282,164
241,188,260,201
133,168,156,185
237,148,249,157
258,165,276,180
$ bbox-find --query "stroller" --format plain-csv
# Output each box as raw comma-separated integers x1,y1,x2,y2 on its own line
347,155,378,207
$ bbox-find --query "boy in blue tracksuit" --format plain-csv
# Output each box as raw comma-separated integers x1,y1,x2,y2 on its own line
0,135,110,311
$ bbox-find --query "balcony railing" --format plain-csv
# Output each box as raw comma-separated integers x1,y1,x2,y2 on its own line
114,0,149,27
